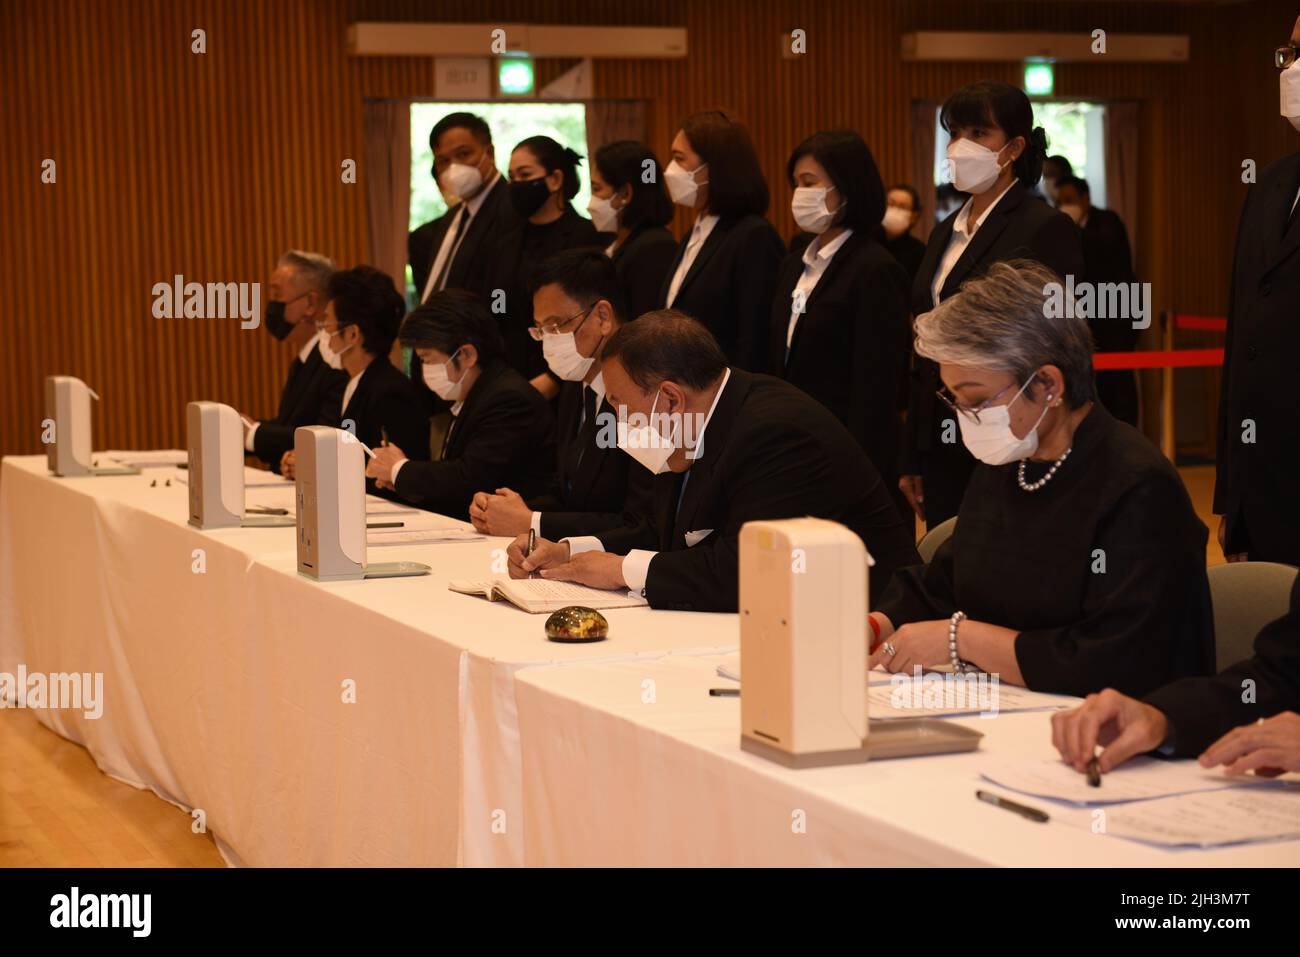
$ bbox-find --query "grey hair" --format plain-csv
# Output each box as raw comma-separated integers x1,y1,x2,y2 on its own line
277,249,336,292
914,259,1096,407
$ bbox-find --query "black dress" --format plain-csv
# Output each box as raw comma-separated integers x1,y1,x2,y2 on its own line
876,404,1214,698
1078,206,1140,426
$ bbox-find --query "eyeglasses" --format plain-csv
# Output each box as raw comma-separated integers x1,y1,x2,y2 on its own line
935,380,1020,424
528,304,594,341
1276,45,1299,69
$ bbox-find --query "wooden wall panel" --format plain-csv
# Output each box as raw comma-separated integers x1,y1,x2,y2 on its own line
1,0,1293,456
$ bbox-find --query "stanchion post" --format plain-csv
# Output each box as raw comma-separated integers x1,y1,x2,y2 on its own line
1160,310,1176,462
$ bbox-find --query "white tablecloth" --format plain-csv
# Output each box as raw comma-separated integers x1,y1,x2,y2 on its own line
513,654,1300,867
0,455,735,866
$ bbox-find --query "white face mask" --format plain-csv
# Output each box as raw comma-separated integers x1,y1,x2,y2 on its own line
543,327,598,381
664,160,707,207
791,186,838,234
587,194,620,233
319,330,354,371
422,348,465,400
438,161,484,201
1281,61,1300,132
947,138,1009,195
882,205,913,238
1058,203,1085,226
956,375,1051,465
616,390,680,474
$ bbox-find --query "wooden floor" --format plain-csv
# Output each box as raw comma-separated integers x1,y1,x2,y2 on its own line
0,465,1223,869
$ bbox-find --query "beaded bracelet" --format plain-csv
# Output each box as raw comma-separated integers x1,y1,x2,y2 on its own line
948,611,978,674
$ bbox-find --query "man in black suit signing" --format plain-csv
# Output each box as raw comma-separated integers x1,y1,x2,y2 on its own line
507,310,920,613
1052,576,1300,777
1215,13,1300,567
366,290,555,520
241,250,346,473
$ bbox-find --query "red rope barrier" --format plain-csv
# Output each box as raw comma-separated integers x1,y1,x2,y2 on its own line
1094,348,1224,370
1173,315,1228,332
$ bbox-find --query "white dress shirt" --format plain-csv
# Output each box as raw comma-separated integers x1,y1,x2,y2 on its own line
244,332,321,452
420,172,501,303
930,179,1017,306
565,367,732,594
665,213,719,307
786,229,853,354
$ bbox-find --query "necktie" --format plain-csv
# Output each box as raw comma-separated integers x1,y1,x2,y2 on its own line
427,208,471,300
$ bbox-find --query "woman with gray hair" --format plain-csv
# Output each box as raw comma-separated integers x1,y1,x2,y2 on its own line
868,260,1213,697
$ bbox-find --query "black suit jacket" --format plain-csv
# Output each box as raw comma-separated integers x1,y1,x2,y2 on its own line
611,223,677,320
770,231,911,489
527,380,653,539
1146,576,1300,757
334,357,432,497
903,182,1085,525
658,213,785,372
1214,150,1300,565
393,358,556,519
408,175,516,300
252,342,347,470
885,232,927,285
470,205,602,378
595,369,919,612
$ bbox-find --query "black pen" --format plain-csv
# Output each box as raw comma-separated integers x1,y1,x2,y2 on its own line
246,506,289,516
1086,756,1102,787
367,521,404,529
976,790,1049,823
709,688,739,697
526,527,536,579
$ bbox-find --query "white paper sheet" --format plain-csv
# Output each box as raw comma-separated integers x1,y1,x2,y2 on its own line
367,527,485,546
1100,785,1300,847
868,679,1076,720
103,449,189,468
981,756,1279,806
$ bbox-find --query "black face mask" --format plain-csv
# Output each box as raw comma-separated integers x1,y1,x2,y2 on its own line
264,300,293,340
509,177,552,218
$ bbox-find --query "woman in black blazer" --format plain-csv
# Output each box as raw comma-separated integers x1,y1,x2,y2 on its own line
658,110,785,372
588,140,677,321
470,135,600,386
901,81,1084,529
770,130,911,506
279,266,432,490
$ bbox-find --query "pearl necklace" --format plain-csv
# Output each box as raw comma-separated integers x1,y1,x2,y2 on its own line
1017,446,1072,492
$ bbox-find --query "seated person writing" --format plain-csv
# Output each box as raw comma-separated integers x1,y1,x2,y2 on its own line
868,260,1214,696
367,290,556,519
469,249,651,540
507,310,919,613
280,265,431,487
1052,575,1300,777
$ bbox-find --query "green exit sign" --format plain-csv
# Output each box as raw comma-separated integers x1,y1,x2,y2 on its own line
498,57,534,96
1024,60,1055,96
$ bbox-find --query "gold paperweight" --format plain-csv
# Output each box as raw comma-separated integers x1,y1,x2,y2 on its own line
544,606,609,643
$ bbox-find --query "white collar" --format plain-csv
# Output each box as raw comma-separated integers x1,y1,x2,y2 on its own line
954,179,1017,237
459,171,501,218
802,228,853,267
299,331,320,363
687,367,732,464
587,370,606,402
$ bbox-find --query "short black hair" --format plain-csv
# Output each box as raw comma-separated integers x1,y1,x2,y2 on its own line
1044,155,1075,178
940,80,1048,187
514,135,583,201
889,184,922,212
680,110,769,217
326,265,406,358
600,309,728,392
528,248,628,323
786,129,885,232
1055,175,1090,196
430,112,492,152
594,140,673,230
400,289,504,367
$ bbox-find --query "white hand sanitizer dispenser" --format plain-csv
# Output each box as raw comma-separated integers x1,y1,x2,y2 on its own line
187,400,294,529
44,375,139,477
738,517,982,766
294,425,428,581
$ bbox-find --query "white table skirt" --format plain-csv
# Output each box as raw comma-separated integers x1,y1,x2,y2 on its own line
513,654,1300,867
0,455,736,866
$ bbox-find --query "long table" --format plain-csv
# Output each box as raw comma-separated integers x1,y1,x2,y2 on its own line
5,454,1296,868
0,455,735,866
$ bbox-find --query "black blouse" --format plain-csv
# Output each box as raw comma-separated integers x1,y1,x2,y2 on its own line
875,404,1215,697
